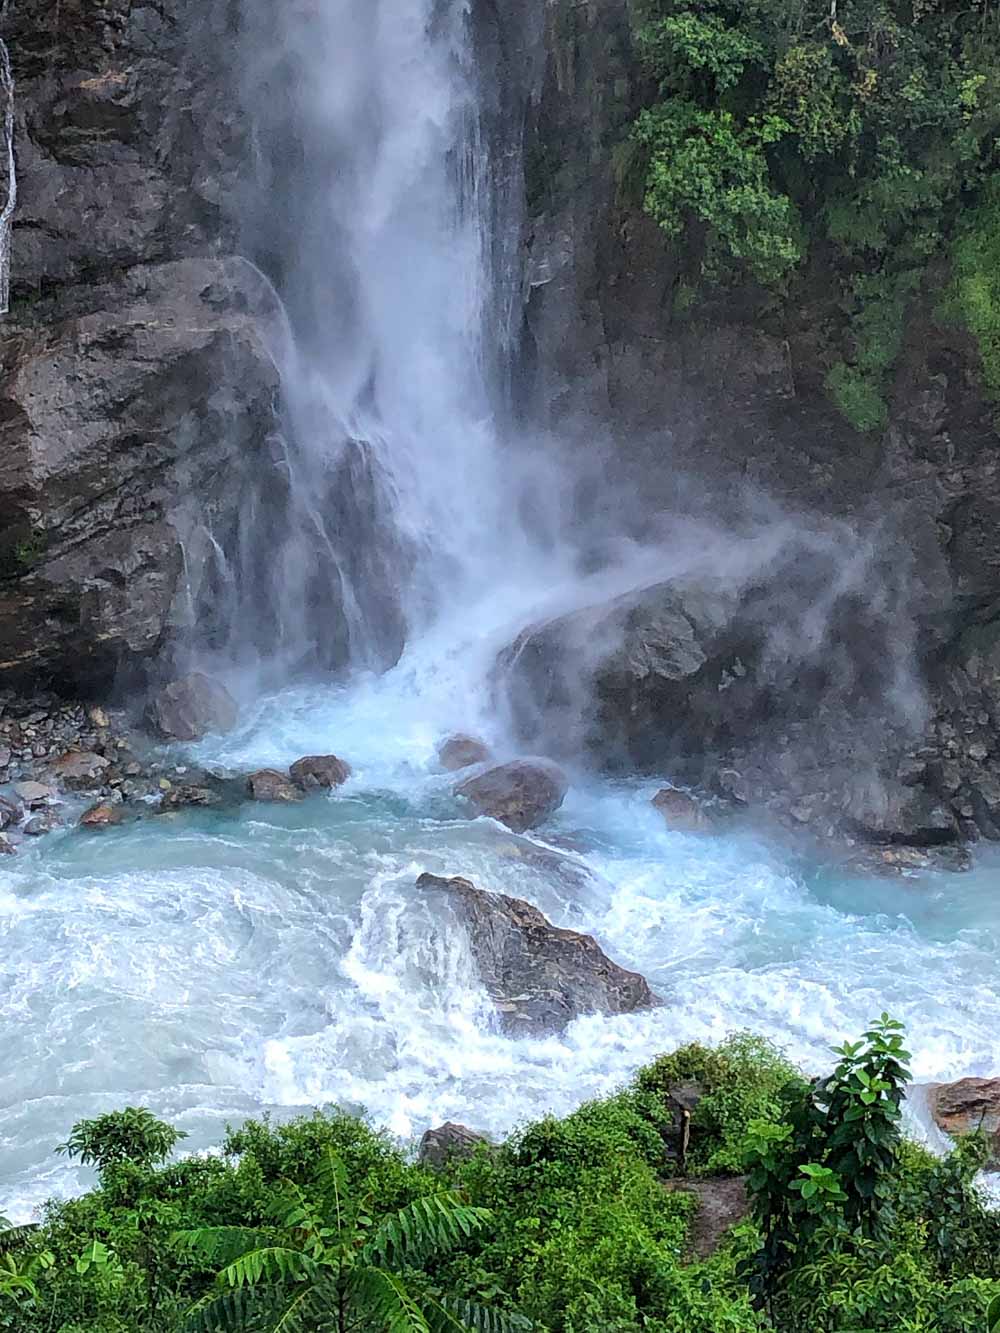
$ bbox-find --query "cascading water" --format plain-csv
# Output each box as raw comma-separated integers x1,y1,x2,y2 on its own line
184,0,561,683
1,0,999,1224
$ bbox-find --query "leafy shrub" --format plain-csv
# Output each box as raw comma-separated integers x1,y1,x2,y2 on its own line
825,362,888,433
952,181,1000,396
636,1032,802,1174
631,0,1000,412
4,1028,1000,1331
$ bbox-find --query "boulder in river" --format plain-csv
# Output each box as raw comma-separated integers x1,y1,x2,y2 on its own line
247,769,302,803
147,673,238,742
930,1077,1000,1163
159,784,225,812
0,834,15,854
652,787,710,832
0,796,22,830
289,754,352,791
438,734,492,772
417,872,657,1036
455,759,568,833
79,801,127,828
13,780,55,808
418,1122,492,1170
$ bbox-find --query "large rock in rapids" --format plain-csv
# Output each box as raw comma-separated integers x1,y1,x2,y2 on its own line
498,580,738,770
247,769,302,803
438,734,493,772
652,787,711,832
455,759,568,832
930,1077,1000,1162
843,780,960,847
417,872,657,1036
289,754,352,791
147,673,238,742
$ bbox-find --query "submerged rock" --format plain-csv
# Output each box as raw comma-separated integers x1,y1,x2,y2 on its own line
417,872,657,1036
147,673,238,742
418,1123,492,1170
438,734,492,772
247,769,301,803
289,754,351,791
0,834,15,854
455,759,568,833
24,811,61,836
652,788,710,832
79,801,126,828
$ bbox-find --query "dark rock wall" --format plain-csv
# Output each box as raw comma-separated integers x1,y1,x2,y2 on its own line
0,0,278,692
487,0,1000,841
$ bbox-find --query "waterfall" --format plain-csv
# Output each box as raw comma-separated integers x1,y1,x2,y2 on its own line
190,0,548,683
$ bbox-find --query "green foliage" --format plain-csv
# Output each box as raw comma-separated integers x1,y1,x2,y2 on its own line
825,361,888,433
634,101,801,285
631,0,1000,414
175,1145,506,1333
636,1031,803,1174
952,180,1000,396
743,1013,912,1313
58,1108,187,1175
4,1029,1000,1332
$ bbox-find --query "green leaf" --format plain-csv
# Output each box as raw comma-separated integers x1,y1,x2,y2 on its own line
349,1266,432,1333
364,1194,492,1268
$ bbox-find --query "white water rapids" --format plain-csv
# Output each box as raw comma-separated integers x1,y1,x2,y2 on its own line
2,0,1000,1222
2,645,1000,1220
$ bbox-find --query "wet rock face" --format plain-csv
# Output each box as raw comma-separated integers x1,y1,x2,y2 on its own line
455,760,568,833
289,755,351,791
438,734,493,772
417,872,657,1036
49,750,111,790
147,674,238,742
0,0,279,692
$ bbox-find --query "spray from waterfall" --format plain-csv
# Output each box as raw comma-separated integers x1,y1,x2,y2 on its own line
179,0,562,689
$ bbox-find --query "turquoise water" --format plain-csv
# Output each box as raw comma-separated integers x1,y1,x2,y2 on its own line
2,665,999,1221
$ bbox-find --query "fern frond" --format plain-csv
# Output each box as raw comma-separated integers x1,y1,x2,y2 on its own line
270,1282,336,1333
348,1266,431,1333
427,1297,534,1333
216,1245,319,1291
313,1147,348,1235
363,1195,492,1268
183,1284,270,1333
172,1226,274,1267
0,1222,39,1253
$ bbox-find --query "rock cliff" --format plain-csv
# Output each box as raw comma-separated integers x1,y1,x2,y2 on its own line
485,0,1000,845
0,0,278,691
